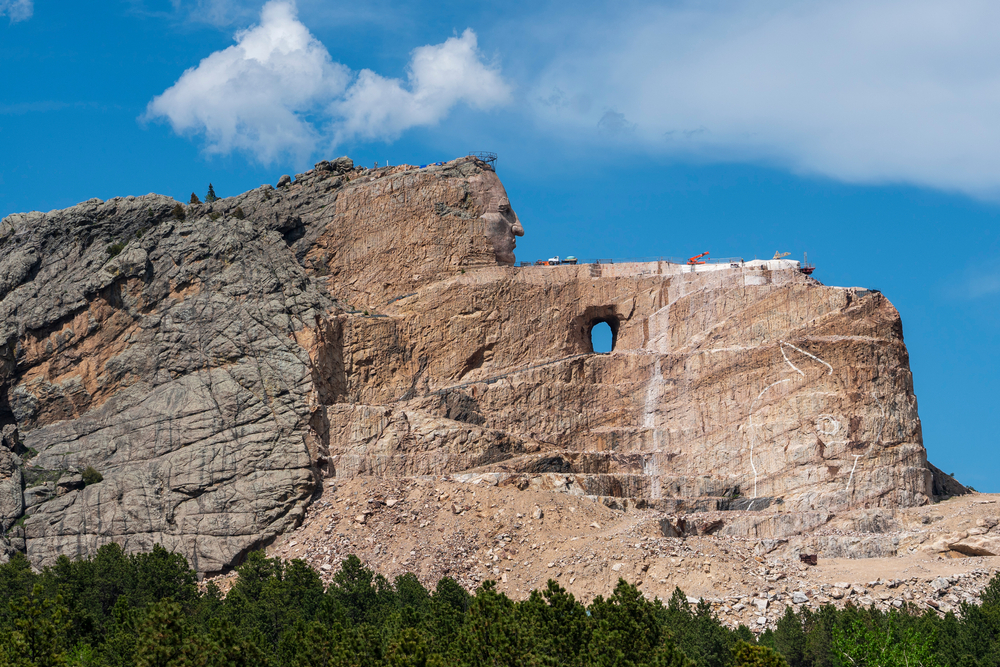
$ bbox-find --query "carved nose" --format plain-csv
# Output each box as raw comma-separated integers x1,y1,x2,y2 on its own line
512,216,524,237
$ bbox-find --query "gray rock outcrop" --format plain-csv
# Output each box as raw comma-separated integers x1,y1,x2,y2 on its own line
0,191,332,572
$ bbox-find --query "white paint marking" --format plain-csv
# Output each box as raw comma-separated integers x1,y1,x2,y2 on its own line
815,414,841,436
779,340,833,375
748,379,791,499
846,454,862,492
779,343,805,376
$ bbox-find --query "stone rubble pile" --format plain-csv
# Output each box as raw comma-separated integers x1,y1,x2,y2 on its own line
245,478,1000,634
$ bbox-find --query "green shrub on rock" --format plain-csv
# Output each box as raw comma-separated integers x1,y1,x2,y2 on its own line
81,466,102,485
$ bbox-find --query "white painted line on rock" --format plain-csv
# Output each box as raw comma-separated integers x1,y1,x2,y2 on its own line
779,340,833,375
846,454,863,492
779,343,805,376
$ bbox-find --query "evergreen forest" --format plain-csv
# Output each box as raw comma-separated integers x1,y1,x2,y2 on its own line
0,544,996,666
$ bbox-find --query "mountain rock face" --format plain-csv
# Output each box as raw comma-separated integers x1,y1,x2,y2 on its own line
0,156,936,573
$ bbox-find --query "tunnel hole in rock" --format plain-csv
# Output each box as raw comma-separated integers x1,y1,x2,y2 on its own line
587,316,619,354
591,321,613,353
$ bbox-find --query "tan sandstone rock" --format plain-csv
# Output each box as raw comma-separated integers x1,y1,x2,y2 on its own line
0,155,948,572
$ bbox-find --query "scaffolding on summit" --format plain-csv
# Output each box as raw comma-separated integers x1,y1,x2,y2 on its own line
414,152,496,170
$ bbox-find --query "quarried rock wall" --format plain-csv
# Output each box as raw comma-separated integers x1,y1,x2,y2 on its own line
0,156,932,572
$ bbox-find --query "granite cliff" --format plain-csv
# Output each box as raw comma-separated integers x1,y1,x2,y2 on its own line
0,156,954,574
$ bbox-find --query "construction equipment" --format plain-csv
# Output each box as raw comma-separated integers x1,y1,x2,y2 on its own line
772,251,791,260
687,252,710,265
800,252,816,275
536,256,579,266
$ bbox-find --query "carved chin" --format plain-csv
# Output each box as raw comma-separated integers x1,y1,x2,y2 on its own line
495,249,516,265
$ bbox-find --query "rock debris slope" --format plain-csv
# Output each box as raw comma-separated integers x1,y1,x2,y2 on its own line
0,156,954,573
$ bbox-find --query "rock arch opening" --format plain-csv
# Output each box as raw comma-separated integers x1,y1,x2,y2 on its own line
591,321,613,353
588,317,619,354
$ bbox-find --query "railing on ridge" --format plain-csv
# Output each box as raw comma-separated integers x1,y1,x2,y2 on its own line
519,256,746,267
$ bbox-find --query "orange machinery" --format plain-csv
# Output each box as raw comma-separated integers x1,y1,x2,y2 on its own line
687,252,710,265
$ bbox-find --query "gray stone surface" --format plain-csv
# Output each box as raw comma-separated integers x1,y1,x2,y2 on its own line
23,485,53,509
56,474,83,494
0,186,338,573
330,156,353,172
931,576,951,591
0,450,22,531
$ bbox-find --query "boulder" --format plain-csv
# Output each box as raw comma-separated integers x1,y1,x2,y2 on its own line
56,474,84,494
931,577,951,591
330,156,353,172
101,246,148,279
23,485,53,509
948,536,1000,557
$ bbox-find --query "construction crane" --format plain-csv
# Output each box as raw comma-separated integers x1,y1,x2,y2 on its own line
688,252,710,265
772,251,791,260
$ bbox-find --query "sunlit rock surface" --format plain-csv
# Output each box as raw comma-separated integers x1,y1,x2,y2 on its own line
0,156,938,572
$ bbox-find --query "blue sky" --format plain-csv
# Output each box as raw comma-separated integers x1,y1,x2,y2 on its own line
2,0,999,490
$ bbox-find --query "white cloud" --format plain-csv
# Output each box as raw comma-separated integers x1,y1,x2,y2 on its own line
332,29,510,143
145,0,348,163
531,0,1000,198
145,1,509,164
1,0,33,22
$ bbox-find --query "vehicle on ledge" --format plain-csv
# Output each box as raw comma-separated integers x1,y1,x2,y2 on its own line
533,256,578,266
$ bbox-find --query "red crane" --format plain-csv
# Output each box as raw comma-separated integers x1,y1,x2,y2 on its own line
687,251,710,265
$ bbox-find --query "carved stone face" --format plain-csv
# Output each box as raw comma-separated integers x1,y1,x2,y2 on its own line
472,170,525,265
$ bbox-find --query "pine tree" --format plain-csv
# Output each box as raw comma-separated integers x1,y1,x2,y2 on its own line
0,585,71,667
733,642,789,667
189,193,201,204
773,607,807,667
206,184,218,203
832,614,940,667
